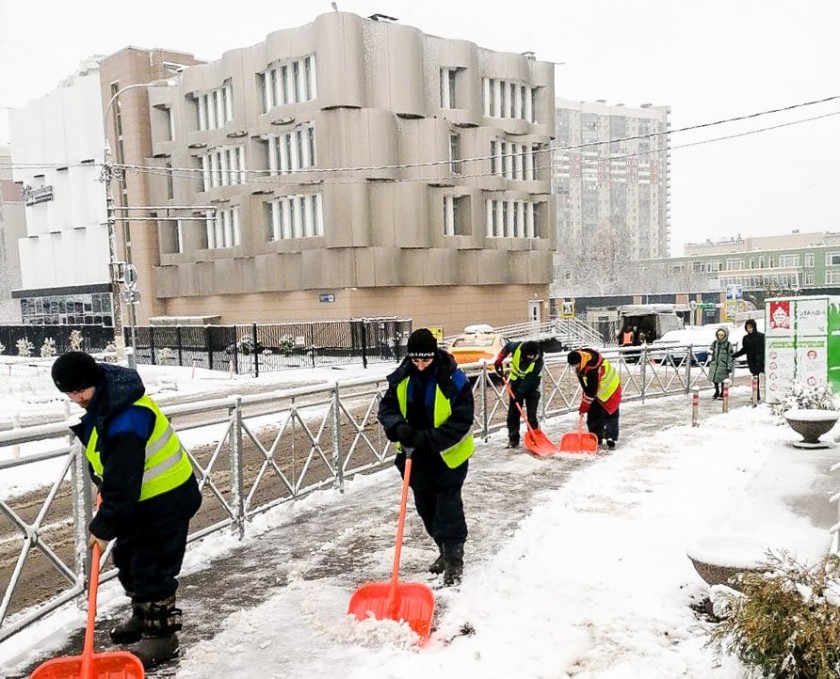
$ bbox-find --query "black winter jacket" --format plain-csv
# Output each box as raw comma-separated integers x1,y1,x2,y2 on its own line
733,330,765,375
378,350,474,468
70,363,201,541
496,341,543,398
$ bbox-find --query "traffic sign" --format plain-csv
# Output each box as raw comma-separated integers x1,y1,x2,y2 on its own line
725,284,743,301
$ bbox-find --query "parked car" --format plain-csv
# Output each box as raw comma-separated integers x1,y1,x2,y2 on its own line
446,332,507,366
651,326,719,366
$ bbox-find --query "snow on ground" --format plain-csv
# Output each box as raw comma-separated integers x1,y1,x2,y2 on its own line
1,357,838,678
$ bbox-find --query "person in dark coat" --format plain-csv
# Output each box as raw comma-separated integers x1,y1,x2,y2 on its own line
708,327,735,399
378,328,475,586
493,340,543,448
568,348,622,449
52,352,202,668
733,319,765,401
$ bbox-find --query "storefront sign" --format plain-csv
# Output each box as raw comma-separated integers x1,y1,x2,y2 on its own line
23,185,54,206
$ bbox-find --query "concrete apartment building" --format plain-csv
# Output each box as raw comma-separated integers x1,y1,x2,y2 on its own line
551,97,670,299
0,146,24,322
140,11,555,332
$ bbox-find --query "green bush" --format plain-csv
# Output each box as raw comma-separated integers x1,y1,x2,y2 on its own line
708,551,840,678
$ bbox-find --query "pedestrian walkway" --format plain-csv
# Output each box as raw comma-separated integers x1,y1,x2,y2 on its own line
6,384,837,678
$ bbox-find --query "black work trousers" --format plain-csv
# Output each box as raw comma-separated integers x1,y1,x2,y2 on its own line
585,400,620,443
112,515,191,603
395,453,468,547
506,388,540,441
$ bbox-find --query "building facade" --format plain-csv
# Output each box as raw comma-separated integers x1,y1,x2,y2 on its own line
0,146,24,323
551,97,670,299
9,60,114,326
141,11,555,332
556,232,840,325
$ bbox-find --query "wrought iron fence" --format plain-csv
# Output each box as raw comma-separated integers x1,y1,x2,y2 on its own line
130,317,413,374
0,326,116,356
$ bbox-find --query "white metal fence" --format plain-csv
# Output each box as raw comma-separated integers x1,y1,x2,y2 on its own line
0,345,711,643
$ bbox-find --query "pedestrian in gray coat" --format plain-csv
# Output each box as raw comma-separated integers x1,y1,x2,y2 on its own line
708,327,734,399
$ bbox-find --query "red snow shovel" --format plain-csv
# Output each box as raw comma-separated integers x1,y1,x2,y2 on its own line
559,414,599,454
347,447,435,641
30,540,145,679
503,379,560,457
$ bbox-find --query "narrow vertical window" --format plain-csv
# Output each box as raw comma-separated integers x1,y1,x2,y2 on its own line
449,133,462,174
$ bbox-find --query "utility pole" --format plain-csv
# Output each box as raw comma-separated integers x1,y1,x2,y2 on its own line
103,160,126,361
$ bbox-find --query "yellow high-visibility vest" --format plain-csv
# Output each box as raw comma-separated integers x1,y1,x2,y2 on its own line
86,395,193,502
396,377,474,469
509,344,537,382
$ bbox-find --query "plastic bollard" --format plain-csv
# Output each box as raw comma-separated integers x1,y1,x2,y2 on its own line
691,387,699,427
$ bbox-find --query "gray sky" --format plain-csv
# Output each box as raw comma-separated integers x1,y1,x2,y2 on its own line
1,0,838,256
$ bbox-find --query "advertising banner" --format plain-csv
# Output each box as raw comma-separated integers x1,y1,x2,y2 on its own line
767,299,794,336
765,337,797,403
796,337,828,389
795,297,827,336
828,298,840,394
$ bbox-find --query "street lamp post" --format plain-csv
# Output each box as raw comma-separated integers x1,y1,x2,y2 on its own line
102,80,174,367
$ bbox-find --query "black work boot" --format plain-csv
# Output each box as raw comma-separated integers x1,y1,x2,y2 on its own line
442,543,464,587
429,541,445,574
109,599,144,644
131,596,182,669
506,436,520,449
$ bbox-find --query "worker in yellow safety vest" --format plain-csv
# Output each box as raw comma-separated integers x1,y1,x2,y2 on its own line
378,328,474,586
52,352,201,669
567,348,622,450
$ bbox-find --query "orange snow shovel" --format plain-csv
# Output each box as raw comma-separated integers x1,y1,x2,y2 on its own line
503,379,560,457
347,447,435,641
30,535,144,678
559,414,599,454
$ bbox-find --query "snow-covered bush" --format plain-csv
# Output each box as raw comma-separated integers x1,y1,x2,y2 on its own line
68,330,84,351
770,382,838,418
278,334,295,356
16,338,34,357
708,551,840,679
156,347,175,365
40,337,56,358
103,341,118,362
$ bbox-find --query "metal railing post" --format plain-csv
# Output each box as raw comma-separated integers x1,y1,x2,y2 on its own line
332,382,344,492
480,364,489,441
230,397,245,539
639,345,647,401
685,346,692,393
72,442,91,600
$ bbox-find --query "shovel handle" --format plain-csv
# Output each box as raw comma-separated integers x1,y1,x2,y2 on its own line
503,379,536,436
81,496,103,679
387,447,414,614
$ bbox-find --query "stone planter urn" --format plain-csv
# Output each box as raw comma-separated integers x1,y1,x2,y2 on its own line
686,533,770,590
784,408,839,449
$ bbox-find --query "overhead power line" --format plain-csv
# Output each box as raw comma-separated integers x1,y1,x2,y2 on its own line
6,95,840,179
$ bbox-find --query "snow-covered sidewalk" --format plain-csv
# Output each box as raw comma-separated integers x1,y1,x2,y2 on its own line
3,387,837,679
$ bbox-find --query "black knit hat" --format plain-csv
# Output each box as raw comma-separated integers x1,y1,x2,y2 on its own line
406,328,437,359
521,341,539,358
567,350,582,366
51,352,103,392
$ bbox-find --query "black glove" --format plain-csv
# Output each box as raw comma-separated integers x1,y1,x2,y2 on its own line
494,362,504,379
394,423,414,447
412,430,432,455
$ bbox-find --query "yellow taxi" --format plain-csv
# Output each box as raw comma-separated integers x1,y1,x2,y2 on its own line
445,332,507,366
